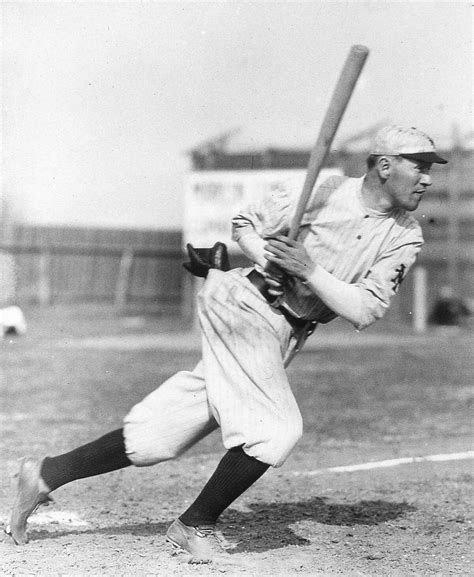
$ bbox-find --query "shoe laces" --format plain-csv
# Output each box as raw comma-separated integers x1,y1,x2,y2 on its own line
194,526,228,553
195,526,217,538
194,526,230,546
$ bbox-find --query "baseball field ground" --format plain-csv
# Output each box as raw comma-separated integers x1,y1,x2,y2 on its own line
1,304,472,576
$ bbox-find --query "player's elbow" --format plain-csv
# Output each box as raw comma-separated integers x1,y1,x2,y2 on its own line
231,218,256,242
350,293,390,331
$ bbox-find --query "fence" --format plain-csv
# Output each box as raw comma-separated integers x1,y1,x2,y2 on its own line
3,227,472,335
1,226,183,307
1,185,473,327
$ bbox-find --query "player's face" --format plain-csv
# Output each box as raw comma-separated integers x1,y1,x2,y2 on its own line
386,157,433,211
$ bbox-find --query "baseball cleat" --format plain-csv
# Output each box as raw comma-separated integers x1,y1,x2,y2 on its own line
166,518,230,563
6,457,52,545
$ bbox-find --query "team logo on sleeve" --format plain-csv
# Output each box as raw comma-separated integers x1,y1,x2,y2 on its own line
391,264,407,292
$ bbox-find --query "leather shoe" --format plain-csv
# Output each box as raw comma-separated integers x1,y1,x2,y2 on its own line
166,518,230,563
5,458,52,545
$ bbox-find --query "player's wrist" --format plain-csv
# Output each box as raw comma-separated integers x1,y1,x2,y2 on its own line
301,265,320,288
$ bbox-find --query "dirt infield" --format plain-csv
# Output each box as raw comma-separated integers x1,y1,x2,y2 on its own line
1,305,473,575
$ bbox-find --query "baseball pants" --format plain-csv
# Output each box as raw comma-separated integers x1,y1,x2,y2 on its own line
123,269,304,468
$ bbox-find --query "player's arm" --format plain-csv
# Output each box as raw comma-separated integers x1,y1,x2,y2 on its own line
264,236,365,325
231,174,339,266
265,234,422,330
233,229,267,268
234,229,288,296
231,181,299,259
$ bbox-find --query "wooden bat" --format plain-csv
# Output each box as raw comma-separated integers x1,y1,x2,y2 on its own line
288,45,369,240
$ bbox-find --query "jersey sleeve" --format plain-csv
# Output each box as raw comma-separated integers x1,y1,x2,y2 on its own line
231,175,346,242
354,227,423,330
231,185,294,242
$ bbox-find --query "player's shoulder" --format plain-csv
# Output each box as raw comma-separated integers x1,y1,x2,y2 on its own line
317,174,349,194
393,208,422,230
311,174,350,206
392,209,424,242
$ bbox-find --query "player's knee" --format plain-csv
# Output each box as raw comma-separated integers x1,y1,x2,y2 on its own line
291,415,304,444
254,414,303,467
125,443,184,467
277,415,303,458
122,407,186,466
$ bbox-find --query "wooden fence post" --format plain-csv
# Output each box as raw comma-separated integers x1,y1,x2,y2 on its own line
38,250,52,306
413,266,428,334
115,248,134,308
446,148,460,292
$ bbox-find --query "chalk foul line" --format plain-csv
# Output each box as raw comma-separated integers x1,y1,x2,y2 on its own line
293,451,474,477
31,510,89,526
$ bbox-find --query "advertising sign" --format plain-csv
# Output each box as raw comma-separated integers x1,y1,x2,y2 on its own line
184,168,342,253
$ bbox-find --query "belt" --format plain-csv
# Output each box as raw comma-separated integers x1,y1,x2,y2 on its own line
246,269,314,330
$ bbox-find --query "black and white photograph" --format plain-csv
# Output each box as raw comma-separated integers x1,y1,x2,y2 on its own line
1,1,472,575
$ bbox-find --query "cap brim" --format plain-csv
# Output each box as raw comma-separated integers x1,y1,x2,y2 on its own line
401,152,448,165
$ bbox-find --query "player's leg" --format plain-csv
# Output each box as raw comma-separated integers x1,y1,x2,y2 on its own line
42,428,131,490
166,445,269,561
7,362,218,545
122,361,218,466
166,270,303,562
6,428,131,545
198,270,303,466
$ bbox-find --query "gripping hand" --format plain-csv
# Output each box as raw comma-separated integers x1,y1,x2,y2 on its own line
262,261,288,298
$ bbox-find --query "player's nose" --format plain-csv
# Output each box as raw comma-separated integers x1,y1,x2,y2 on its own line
419,173,432,187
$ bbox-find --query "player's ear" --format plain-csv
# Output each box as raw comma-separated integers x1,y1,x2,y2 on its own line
376,155,392,180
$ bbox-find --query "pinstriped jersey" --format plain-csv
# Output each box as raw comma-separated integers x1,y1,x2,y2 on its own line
232,175,424,330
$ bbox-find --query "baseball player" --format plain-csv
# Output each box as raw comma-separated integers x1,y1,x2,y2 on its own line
7,125,447,563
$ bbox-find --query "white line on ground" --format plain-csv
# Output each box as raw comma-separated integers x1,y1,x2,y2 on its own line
57,332,449,351
30,510,89,527
293,451,474,476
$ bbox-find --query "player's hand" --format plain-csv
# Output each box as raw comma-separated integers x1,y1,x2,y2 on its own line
264,235,316,281
262,262,288,297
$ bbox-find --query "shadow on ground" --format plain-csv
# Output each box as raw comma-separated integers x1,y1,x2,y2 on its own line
224,497,416,552
23,497,416,554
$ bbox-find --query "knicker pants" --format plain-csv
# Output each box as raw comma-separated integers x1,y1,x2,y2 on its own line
123,269,303,468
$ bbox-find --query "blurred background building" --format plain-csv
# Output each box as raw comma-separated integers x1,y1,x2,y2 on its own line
1,124,472,331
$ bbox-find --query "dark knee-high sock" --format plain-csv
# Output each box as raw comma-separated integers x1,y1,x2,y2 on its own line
179,446,269,527
40,428,131,492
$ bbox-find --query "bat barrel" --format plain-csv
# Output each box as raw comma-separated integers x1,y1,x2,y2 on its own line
288,45,369,239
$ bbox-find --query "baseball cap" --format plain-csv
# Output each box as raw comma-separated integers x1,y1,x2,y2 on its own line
371,125,448,164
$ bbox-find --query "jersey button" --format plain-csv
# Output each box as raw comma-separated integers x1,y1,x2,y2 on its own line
364,214,370,218
357,235,362,240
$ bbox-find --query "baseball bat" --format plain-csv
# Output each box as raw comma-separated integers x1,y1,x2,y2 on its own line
288,45,369,240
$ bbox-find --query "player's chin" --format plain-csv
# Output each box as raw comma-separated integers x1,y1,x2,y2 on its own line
407,195,423,211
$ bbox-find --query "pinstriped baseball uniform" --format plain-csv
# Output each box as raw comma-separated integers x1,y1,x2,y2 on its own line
124,175,423,467
232,175,423,328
